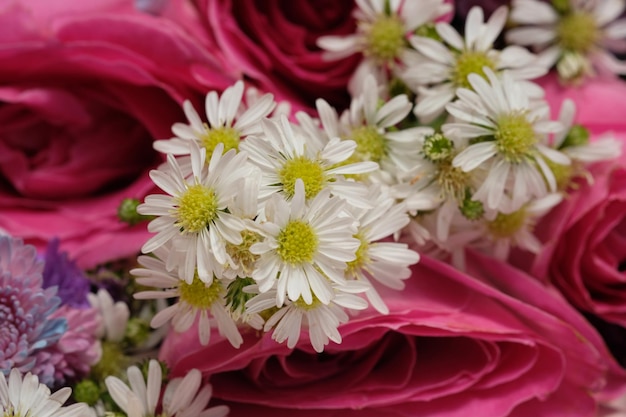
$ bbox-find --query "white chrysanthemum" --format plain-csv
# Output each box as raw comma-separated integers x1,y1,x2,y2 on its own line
404,5,548,122
87,288,129,342
132,246,243,348
317,0,452,94
553,98,622,162
0,369,92,417
443,69,568,212
249,179,360,308
314,75,433,181
507,0,626,81
154,80,276,158
105,360,228,417
246,281,369,352
138,141,255,283
345,186,419,314
241,116,377,206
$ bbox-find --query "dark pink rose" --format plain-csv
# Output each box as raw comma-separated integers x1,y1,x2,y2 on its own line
161,252,624,416
193,0,360,112
0,0,236,268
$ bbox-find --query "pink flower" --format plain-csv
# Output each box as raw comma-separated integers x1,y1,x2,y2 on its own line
160,252,623,417
0,0,236,268
193,0,360,112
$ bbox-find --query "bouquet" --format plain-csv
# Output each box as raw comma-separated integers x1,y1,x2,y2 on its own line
3,0,626,416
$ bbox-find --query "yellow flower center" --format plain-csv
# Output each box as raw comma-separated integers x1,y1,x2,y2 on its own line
365,14,406,63
277,220,318,265
452,51,497,89
176,184,218,233
179,276,223,308
279,156,325,200
557,12,598,53
293,294,323,310
226,230,262,276
437,160,470,201
487,209,527,238
495,112,536,163
200,126,241,159
351,125,387,164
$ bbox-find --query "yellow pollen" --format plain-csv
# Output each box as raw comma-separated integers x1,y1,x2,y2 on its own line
495,113,536,163
557,12,598,53
452,51,497,89
277,220,318,265
179,276,223,308
365,14,406,63
346,233,370,277
293,294,323,310
200,126,240,159
351,125,387,164
279,156,325,200
176,184,218,233
437,160,469,201
225,230,262,275
487,209,527,238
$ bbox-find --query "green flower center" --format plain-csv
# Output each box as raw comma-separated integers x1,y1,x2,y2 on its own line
179,276,223,308
557,12,598,53
346,233,370,277
422,133,454,162
351,125,388,164
277,220,318,265
495,113,536,163
200,126,240,159
365,14,406,63
487,209,527,238
279,156,325,200
177,184,218,233
452,51,497,89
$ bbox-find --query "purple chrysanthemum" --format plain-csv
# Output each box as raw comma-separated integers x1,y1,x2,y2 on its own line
0,236,67,386
42,239,91,308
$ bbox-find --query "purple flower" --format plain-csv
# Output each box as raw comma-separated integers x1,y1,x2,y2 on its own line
0,236,67,386
42,238,91,308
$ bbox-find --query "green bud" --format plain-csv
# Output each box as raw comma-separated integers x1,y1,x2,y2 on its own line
226,277,256,315
117,198,152,225
559,124,590,148
422,133,454,162
124,317,151,347
73,379,101,406
459,190,484,221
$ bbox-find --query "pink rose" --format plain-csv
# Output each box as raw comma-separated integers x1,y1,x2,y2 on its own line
527,76,626,326
0,0,236,268
161,252,623,416
193,0,360,111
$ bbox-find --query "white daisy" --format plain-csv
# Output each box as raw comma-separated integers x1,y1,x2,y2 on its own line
245,281,369,352
345,186,419,314
249,179,360,308
138,141,254,283
404,5,548,122
507,0,626,81
87,288,129,342
314,75,433,181
0,369,92,417
241,115,377,206
443,68,568,212
105,360,228,417
317,0,452,94
154,80,276,158
132,245,243,347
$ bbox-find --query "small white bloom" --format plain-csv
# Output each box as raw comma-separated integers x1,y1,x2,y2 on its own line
317,0,452,94
87,288,129,342
507,0,626,81
404,5,548,122
249,179,360,307
138,141,255,283
0,369,93,417
443,69,568,212
132,246,243,348
154,80,276,158
246,281,369,353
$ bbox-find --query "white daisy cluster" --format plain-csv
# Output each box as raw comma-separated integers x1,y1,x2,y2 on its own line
135,2,622,353
318,1,621,266
134,80,420,353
